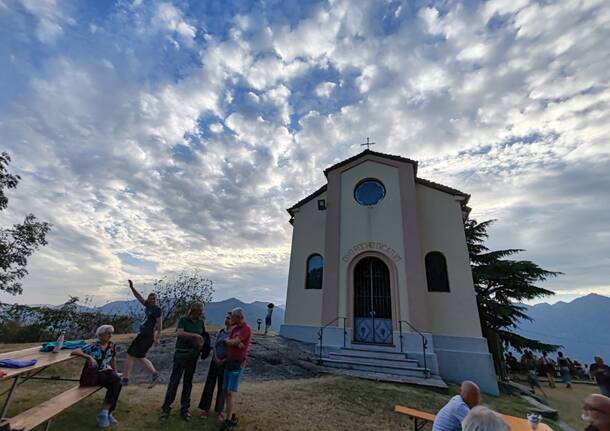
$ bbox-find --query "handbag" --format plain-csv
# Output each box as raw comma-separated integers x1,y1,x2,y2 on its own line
200,332,212,360
79,343,113,387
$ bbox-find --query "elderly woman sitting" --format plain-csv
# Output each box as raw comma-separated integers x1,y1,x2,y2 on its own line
71,325,122,428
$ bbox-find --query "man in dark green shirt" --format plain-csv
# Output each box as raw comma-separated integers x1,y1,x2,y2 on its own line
161,302,207,421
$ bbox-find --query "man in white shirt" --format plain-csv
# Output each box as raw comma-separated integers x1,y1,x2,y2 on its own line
432,381,481,431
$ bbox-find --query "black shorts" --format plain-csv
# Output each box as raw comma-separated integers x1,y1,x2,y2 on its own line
127,334,154,358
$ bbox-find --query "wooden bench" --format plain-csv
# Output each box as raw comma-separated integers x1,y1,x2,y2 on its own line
394,405,436,431
4,385,102,431
394,404,554,431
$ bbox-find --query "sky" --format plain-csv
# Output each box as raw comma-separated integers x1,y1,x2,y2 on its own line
0,0,609,307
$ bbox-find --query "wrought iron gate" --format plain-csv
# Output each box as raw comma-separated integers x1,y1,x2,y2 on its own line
353,257,393,344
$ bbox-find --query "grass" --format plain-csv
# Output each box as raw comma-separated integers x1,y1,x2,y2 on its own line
535,382,598,430
0,339,590,430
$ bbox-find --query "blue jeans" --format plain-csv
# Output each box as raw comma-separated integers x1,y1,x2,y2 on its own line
223,367,244,393
560,366,572,385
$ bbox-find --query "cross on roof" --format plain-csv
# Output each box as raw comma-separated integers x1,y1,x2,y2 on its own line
361,137,376,150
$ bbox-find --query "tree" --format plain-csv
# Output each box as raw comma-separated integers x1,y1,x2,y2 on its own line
0,296,133,342
464,218,561,376
131,271,214,327
0,152,51,295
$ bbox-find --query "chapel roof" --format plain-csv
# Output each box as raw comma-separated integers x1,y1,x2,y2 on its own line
323,149,418,177
287,150,470,218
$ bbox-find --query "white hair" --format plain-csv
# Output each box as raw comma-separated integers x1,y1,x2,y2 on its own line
231,307,244,319
95,324,115,338
462,406,509,431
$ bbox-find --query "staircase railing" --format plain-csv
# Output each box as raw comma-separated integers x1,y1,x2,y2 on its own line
398,319,430,378
317,316,347,363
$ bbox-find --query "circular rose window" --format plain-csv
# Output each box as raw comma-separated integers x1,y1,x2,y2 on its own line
354,179,385,206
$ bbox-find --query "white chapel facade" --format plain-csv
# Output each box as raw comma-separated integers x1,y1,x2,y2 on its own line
280,150,498,394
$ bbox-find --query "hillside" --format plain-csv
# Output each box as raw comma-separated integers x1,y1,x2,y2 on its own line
517,293,610,363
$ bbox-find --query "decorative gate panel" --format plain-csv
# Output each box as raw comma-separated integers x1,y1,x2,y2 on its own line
353,257,392,344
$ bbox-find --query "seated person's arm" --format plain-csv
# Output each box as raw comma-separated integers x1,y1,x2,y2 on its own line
71,348,97,368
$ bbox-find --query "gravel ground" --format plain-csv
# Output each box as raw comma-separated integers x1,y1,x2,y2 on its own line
114,331,322,385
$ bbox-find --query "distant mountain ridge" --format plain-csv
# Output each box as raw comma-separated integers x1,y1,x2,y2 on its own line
517,293,610,364
99,297,285,331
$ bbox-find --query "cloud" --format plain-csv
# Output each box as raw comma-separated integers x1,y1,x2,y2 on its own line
0,0,609,307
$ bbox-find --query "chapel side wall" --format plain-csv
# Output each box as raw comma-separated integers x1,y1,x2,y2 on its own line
339,161,408,327
283,192,326,328
416,185,483,338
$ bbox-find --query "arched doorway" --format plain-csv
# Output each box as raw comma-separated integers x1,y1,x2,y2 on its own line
353,257,393,344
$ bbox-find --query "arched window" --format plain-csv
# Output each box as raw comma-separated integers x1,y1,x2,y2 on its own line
306,254,324,289
425,251,450,292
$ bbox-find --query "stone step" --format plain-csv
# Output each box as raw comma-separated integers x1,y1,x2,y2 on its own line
321,357,430,377
322,367,448,390
330,353,420,367
333,348,410,361
349,343,399,353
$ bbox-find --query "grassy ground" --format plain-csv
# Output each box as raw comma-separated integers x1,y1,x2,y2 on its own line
534,381,598,430
3,365,538,431
1,339,589,430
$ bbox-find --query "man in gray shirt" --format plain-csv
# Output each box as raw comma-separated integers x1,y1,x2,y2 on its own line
433,381,481,431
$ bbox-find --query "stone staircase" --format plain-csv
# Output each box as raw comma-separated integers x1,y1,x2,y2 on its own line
318,346,446,389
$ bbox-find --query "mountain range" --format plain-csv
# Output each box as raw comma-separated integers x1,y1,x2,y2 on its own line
517,293,610,364
99,297,285,331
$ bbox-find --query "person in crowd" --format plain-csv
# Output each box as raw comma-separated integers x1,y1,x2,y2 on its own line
264,303,274,335
71,325,122,428
432,380,481,431
462,406,509,431
582,394,610,431
527,368,548,398
557,351,573,388
199,311,232,421
221,307,252,431
160,302,207,422
121,279,162,387
506,352,519,374
590,357,610,397
574,361,587,379
541,352,556,388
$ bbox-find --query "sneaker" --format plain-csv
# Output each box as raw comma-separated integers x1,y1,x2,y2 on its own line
148,372,160,388
216,412,225,422
120,378,129,386
230,414,238,426
220,419,234,431
108,414,118,425
97,413,110,428
180,411,192,422
200,410,210,419
159,411,170,421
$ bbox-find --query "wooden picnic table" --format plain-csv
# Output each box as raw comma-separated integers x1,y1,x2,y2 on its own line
0,346,80,423
395,404,553,431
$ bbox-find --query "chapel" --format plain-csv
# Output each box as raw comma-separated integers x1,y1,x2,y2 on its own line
280,149,498,394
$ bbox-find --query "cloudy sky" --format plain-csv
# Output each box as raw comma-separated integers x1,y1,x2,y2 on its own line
1,0,609,307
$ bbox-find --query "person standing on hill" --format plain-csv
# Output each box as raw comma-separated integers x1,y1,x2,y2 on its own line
541,352,556,388
557,351,573,388
264,303,274,335
161,302,207,422
591,357,610,397
121,280,162,387
199,311,232,422
221,307,252,431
